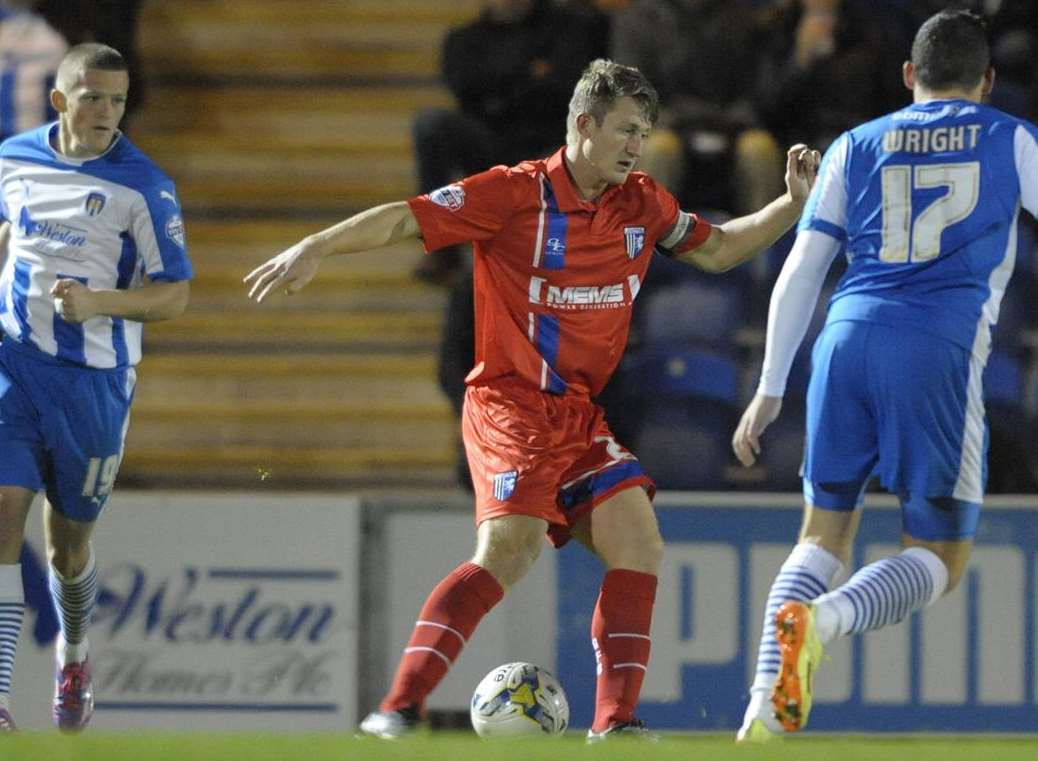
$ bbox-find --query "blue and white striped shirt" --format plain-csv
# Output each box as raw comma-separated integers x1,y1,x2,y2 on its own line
801,100,1038,362
0,123,193,368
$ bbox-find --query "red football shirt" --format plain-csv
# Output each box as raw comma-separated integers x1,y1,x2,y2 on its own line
408,147,712,398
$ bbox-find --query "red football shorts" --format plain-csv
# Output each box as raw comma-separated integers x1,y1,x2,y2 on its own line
462,378,655,547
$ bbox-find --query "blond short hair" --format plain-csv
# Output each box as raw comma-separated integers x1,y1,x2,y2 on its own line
566,59,659,146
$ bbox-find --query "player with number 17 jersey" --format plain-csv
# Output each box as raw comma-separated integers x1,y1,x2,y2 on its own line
734,12,1038,742
805,100,1038,358
409,147,711,537
790,99,1038,532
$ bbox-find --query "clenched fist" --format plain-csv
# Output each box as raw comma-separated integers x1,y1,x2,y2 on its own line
51,279,99,323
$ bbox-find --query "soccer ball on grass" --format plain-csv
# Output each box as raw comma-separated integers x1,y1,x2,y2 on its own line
470,662,569,738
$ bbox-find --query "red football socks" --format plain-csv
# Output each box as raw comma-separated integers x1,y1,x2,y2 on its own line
381,561,504,712
590,568,657,732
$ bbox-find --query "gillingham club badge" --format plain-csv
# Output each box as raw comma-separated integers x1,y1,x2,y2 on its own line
624,226,645,259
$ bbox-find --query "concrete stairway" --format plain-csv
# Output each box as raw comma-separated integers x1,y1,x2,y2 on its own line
121,0,480,489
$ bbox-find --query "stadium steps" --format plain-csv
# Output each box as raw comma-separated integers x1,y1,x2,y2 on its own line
130,401,453,448
127,352,456,488
146,311,441,352
132,86,455,213
131,0,470,215
161,171,415,216
137,0,479,82
173,221,437,311
135,258,452,480
119,445,456,489
188,267,436,313
155,224,444,350
135,353,446,405
132,87,453,138
120,1,474,488
134,104,422,214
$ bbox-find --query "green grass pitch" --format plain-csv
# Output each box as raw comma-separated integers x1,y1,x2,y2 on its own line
5,733,1038,761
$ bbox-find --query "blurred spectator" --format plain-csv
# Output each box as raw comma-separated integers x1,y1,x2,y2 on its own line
0,0,66,143
611,0,782,215
983,1,1038,121
555,0,614,50
753,0,912,155
412,0,608,285
35,0,146,124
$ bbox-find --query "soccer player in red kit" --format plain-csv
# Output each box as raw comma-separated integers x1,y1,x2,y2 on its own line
246,59,819,740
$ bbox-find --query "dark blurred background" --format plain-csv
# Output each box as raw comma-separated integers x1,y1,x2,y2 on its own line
7,0,1034,496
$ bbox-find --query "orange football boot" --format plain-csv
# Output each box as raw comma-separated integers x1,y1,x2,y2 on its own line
771,601,824,732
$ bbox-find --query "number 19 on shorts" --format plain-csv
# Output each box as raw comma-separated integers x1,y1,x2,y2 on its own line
82,454,121,498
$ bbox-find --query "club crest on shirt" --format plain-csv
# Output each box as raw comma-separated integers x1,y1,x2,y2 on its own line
624,226,646,259
84,192,107,217
429,184,465,212
493,470,518,501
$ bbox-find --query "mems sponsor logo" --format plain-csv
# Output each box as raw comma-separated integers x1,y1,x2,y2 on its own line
528,275,641,310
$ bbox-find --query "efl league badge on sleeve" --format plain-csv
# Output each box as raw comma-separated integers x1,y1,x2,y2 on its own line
165,214,186,247
84,192,107,217
429,183,466,212
493,470,518,501
624,226,646,259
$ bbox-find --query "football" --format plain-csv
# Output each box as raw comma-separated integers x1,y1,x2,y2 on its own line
469,662,569,738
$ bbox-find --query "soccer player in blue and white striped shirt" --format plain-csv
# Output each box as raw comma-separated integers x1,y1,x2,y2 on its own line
732,10,1038,742
0,42,192,732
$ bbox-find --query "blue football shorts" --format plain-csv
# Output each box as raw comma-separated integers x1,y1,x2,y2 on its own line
802,320,985,541
0,339,136,522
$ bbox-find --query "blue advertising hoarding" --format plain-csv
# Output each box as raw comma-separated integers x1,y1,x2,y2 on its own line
556,494,1038,732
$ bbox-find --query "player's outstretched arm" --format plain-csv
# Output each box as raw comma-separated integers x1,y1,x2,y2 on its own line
680,144,820,273
51,279,190,324
245,201,421,303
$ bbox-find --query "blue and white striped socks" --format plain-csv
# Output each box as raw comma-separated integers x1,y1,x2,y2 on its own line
813,546,948,641
49,547,98,666
742,543,949,735
743,543,843,732
0,564,25,711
